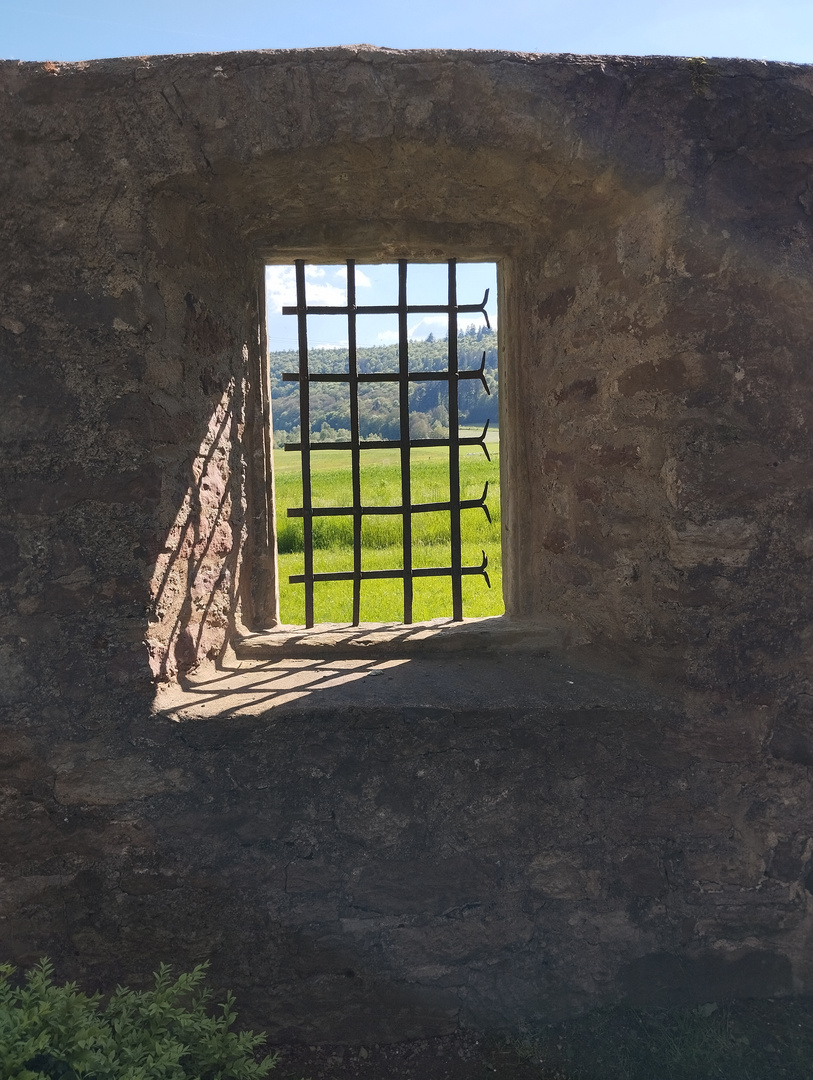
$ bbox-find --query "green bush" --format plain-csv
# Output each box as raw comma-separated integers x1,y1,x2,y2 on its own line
0,959,276,1080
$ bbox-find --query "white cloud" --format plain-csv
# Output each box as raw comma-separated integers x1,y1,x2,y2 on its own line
377,330,399,343
304,282,348,306
265,264,348,312
322,265,372,289
265,265,296,315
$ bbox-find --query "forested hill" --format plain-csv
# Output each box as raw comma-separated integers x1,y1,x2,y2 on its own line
269,327,498,445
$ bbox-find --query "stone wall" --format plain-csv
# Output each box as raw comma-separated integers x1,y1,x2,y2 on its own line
2,48,813,1040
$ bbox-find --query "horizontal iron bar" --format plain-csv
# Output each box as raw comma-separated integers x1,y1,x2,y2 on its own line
282,290,489,317
290,562,489,584
283,351,491,398
284,422,491,461
283,369,485,383
284,419,490,454
288,484,489,519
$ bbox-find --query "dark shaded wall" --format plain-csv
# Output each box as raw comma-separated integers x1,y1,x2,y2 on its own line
2,48,813,1040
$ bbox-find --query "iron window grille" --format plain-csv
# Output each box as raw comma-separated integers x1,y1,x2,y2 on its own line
281,258,494,628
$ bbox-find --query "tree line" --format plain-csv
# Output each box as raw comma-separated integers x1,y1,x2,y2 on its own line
269,326,498,446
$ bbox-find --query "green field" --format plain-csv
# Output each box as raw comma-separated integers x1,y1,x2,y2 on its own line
273,428,503,625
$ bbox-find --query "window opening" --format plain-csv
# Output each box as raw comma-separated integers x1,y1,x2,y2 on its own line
268,259,500,628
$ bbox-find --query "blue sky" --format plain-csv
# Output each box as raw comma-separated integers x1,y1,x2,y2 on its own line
3,0,813,64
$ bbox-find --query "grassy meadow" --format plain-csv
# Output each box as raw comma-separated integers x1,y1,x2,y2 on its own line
273,427,503,625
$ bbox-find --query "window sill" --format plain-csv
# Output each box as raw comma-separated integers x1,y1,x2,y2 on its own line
233,615,568,660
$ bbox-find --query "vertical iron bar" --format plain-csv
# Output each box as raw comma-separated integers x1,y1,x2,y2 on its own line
295,260,315,628
398,260,413,624
347,260,362,626
448,259,463,621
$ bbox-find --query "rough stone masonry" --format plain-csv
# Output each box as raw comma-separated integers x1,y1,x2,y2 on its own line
2,47,813,1042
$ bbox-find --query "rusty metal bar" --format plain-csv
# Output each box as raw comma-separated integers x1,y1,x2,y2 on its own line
283,294,490,319
287,482,490,520
284,367,488,385
447,260,463,621
284,419,492,459
398,259,413,624
346,260,362,625
290,550,489,585
294,260,314,628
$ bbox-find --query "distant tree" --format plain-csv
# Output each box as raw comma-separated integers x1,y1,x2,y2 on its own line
410,414,431,439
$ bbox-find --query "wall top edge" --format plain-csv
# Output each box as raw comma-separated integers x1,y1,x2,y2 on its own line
0,47,808,75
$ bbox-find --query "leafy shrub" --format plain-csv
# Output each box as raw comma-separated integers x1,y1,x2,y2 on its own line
0,959,276,1080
